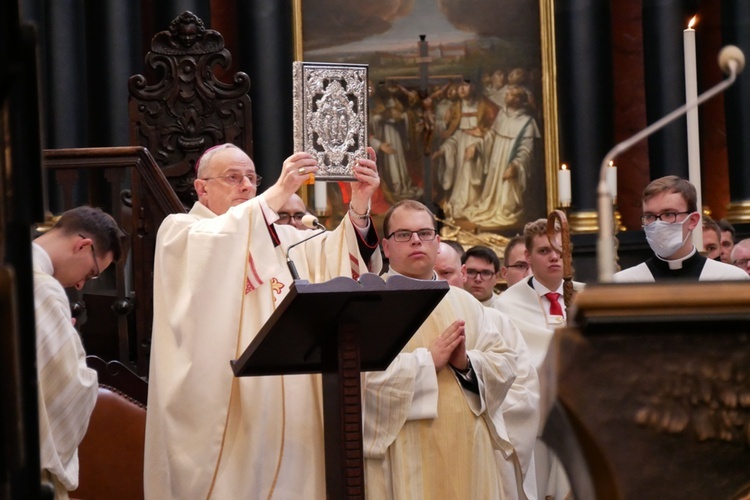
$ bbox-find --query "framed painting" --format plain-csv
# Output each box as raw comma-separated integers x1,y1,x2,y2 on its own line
293,0,559,250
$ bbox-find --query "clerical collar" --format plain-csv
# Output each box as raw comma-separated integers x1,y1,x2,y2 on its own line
645,248,706,281
656,246,697,270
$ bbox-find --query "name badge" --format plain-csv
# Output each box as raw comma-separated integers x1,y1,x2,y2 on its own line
549,315,565,325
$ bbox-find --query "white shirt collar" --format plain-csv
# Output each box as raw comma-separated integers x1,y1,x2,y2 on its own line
530,276,563,297
32,242,54,275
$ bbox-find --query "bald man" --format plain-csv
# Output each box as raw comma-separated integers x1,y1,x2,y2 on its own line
434,241,467,286
146,144,382,499
277,193,309,230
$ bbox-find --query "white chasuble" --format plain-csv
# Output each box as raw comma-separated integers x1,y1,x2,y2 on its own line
145,197,380,500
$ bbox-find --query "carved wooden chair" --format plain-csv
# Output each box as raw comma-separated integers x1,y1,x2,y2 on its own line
71,356,148,500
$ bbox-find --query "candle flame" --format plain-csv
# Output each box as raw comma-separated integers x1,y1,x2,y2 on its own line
561,163,568,171
688,15,697,29
609,160,615,168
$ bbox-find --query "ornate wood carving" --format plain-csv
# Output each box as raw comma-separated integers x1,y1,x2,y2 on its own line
547,282,750,499
128,11,253,207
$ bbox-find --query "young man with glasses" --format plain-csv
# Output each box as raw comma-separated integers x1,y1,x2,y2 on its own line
614,176,748,282
367,199,521,499
436,240,540,500
146,143,382,499
31,206,123,497
461,245,501,306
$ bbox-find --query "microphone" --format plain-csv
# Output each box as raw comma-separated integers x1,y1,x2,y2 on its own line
285,214,327,280
597,45,745,282
300,213,323,230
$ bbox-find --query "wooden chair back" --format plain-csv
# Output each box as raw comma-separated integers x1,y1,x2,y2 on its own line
128,10,253,207
71,356,148,500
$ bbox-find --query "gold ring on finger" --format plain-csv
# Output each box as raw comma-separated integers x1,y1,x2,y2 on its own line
298,167,306,175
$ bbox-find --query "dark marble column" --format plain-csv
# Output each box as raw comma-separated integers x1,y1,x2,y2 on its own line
641,0,698,179
555,0,614,232
236,1,294,187
44,0,88,149
86,1,142,147
722,0,750,224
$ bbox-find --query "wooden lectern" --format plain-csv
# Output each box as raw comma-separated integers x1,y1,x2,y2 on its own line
232,273,449,499
542,281,750,500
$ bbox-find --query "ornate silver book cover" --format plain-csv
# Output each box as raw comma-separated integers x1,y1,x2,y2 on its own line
293,62,368,181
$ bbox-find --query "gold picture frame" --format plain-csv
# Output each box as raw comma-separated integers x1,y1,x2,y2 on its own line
293,0,559,241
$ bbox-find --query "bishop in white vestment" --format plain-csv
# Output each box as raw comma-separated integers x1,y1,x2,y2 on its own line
144,145,382,499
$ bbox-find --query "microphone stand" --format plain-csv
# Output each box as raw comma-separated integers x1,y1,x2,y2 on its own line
285,220,327,281
597,46,744,282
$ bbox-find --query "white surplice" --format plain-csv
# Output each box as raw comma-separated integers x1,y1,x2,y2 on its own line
495,276,581,500
362,277,518,499
483,305,541,500
33,243,98,499
144,197,380,500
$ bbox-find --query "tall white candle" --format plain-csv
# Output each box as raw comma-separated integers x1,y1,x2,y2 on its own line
314,181,327,214
607,161,618,204
684,15,703,251
558,164,571,207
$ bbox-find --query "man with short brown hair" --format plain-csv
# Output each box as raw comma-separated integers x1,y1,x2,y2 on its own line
501,235,531,288
462,245,501,306
365,200,520,499
718,219,736,264
33,206,124,497
496,217,579,500
702,216,721,260
614,176,747,282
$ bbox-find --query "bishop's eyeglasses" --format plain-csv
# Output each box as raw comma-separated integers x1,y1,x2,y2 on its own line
201,171,262,187
386,229,437,242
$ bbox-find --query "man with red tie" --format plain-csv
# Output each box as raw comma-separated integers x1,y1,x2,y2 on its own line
495,217,583,500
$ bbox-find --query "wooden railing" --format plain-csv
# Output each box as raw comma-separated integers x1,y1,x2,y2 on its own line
43,146,185,376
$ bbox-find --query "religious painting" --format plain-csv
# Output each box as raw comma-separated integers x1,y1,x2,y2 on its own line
296,0,559,247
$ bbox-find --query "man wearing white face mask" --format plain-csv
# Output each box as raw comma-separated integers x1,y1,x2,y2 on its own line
614,175,748,282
